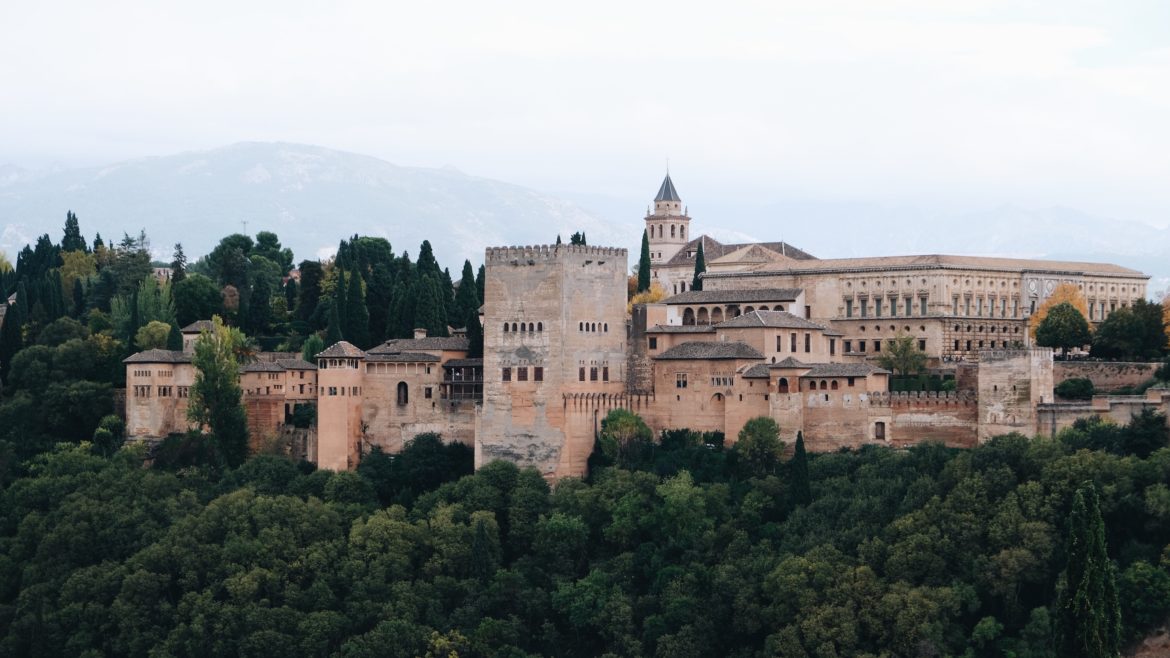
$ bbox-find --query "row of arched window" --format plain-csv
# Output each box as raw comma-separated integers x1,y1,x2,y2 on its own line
579,322,609,332
651,224,685,239
775,377,855,393
503,322,543,333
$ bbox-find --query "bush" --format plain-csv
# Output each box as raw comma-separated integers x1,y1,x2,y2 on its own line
1055,377,1095,400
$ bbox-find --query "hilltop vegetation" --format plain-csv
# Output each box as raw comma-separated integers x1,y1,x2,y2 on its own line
0,412,1168,656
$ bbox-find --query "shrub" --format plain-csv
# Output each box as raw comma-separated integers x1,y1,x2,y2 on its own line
1055,377,1094,400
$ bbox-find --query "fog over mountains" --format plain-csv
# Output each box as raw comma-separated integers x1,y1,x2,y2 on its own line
0,142,630,270
1,142,1166,291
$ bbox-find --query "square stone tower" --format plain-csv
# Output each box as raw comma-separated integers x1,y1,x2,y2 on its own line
479,244,629,478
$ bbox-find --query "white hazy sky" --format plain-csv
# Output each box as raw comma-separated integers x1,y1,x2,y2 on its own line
2,1,1169,225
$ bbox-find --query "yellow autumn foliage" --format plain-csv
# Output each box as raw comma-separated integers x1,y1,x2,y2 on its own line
1028,282,1090,339
628,282,667,314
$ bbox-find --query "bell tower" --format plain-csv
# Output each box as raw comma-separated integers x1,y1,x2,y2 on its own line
645,173,691,265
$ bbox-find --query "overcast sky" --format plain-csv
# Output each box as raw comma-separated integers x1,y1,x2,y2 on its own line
3,1,1169,227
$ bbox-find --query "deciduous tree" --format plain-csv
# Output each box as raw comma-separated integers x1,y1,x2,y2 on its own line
1035,302,1091,357
187,316,249,466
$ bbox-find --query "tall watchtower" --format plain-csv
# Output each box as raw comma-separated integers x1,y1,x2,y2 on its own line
645,173,692,265
479,244,628,478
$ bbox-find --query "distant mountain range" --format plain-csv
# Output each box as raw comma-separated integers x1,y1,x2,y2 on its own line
1,142,1165,293
0,142,630,270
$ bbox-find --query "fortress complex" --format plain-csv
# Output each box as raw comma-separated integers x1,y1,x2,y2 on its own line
123,175,1163,479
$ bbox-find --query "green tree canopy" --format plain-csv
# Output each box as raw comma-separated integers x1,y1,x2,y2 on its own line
1091,299,1167,361
173,273,222,328
637,230,651,293
736,416,782,476
1036,302,1092,357
187,316,250,467
691,240,706,291
1055,482,1121,658
134,320,173,351
877,332,928,376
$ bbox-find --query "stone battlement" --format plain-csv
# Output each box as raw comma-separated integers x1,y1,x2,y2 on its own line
485,245,627,263
977,348,1054,362
869,390,976,407
563,392,654,409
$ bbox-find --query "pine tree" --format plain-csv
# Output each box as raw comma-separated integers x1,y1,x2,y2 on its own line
93,233,105,252
1056,482,1121,658
791,431,812,506
170,243,187,283
556,235,562,245
465,306,483,358
637,229,652,293
692,241,706,291
61,211,87,253
570,231,586,245
345,269,370,348
296,261,324,324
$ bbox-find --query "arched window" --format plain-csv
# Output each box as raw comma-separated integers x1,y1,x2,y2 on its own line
528,323,534,332
579,322,584,331
820,380,828,390
711,307,724,323
758,306,768,312
658,224,663,238
745,306,755,313
603,323,608,332
831,380,839,390
537,322,543,332
396,382,408,405
503,323,509,332
778,377,789,393
809,380,818,390
697,308,709,325
591,323,597,332
683,308,695,325
511,323,518,332
680,226,686,239
671,225,676,238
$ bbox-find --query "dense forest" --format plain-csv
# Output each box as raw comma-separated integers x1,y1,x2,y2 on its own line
0,414,1168,656
2,213,1170,656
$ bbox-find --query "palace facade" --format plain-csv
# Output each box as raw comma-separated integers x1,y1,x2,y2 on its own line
123,175,1165,479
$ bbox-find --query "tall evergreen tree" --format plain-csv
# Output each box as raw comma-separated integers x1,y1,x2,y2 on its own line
126,290,141,353
1056,482,1121,658
454,260,480,324
570,231,586,246
71,279,85,318
465,306,483,358
556,235,562,245
170,243,187,283
283,277,298,316
0,298,23,384
637,230,652,293
246,272,272,336
366,263,393,345
442,267,457,323
326,303,343,345
61,211,87,253
345,269,370,348
790,431,812,506
296,261,325,324
302,333,325,363
692,241,706,291
334,269,348,336
413,275,448,338
416,240,442,281
92,233,104,252
166,321,183,351
476,264,486,307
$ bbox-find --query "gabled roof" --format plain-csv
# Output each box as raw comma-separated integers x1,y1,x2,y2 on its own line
802,363,890,377
366,352,441,363
664,288,803,305
716,310,827,330
770,357,808,369
123,349,191,364
655,174,681,202
181,320,215,333
277,358,318,371
741,363,772,378
315,341,366,359
663,235,816,268
242,360,285,373
654,341,764,360
368,336,469,353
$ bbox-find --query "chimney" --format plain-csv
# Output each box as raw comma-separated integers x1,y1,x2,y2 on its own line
413,328,427,339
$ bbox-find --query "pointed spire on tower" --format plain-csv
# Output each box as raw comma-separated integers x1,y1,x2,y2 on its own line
655,173,681,203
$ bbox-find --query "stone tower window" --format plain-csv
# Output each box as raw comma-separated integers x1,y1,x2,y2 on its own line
503,323,509,332
831,380,839,390
603,323,608,332
528,323,534,332
778,378,789,393
671,225,676,238
537,322,543,332
875,422,886,440
511,323,518,332
502,368,512,382
396,382,408,405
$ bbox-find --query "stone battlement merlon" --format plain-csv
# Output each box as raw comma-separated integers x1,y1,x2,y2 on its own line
485,245,627,263
977,348,1054,362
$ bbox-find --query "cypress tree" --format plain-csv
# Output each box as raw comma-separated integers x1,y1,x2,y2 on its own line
72,278,85,317
366,263,393,344
556,235,562,245
413,275,448,338
692,241,706,291
465,306,483,358
454,260,479,323
1056,482,1121,658
93,233,105,252
637,229,652,293
247,272,272,335
791,431,811,506
326,303,343,345
416,240,441,281
126,289,141,352
167,321,183,351
345,269,370,348
296,260,324,324
334,269,348,336
284,277,298,316
442,267,456,323
476,264,485,307
0,299,23,384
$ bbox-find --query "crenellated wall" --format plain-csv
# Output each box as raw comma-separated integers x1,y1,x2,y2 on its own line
1053,361,1162,393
